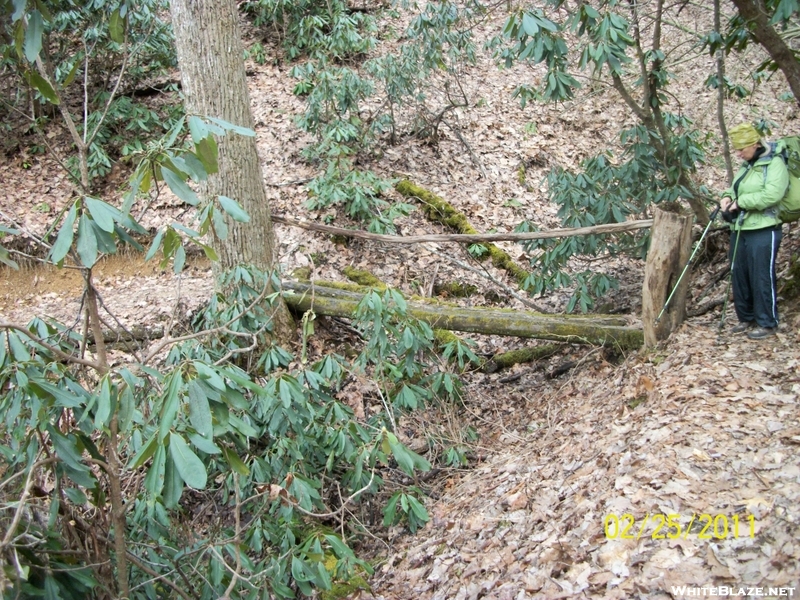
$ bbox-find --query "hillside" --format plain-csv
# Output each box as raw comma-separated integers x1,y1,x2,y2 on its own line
1,1,799,598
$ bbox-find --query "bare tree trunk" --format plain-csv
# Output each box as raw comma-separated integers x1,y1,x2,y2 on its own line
642,206,694,347
715,0,734,183
169,0,293,341
730,0,800,106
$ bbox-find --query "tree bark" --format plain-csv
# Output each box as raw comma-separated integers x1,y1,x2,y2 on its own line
715,0,734,183
282,282,643,349
169,0,293,340
641,206,694,347
730,0,800,105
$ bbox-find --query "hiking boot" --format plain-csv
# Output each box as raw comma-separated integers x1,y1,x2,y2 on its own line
731,321,754,334
747,327,777,340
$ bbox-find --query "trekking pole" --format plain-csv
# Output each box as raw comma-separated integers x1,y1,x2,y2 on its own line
656,205,721,324
718,211,744,330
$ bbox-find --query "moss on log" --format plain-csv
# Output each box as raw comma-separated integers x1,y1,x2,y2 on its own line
395,179,530,284
488,344,560,370
433,282,478,298
343,266,387,289
282,282,643,349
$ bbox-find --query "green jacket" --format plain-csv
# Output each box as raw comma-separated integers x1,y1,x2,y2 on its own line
722,145,789,231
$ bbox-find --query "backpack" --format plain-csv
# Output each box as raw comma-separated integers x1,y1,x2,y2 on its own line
770,136,800,223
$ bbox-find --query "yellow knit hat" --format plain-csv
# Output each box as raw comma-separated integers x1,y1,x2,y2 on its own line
729,123,761,150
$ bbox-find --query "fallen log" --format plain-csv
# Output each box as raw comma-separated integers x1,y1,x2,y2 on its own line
282,282,628,325
282,282,643,349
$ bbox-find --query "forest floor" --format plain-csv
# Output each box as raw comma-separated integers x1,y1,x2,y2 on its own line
1,2,800,598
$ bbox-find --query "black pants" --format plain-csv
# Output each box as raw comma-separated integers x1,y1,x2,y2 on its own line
729,226,782,328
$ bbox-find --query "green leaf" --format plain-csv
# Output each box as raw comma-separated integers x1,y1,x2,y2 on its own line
109,7,125,44
44,575,61,600
187,380,213,438
128,435,158,470
26,70,58,104
206,116,255,137
382,492,400,526
118,385,134,433
194,361,226,391
8,332,30,361
64,487,87,505
169,433,207,489
162,167,200,206
221,446,250,476
218,196,250,223
159,370,182,442
187,116,209,144
49,428,88,473
162,453,183,508
12,0,26,22
195,136,219,174
144,443,166,496
49,203,77,263
24,10,43,63
173,243,186,274
76,212,98,267
200,243,218,261
145,227,164,261
62,55,81,87
84,197,117,232
388,433,431,476
0,246,19,270
181,152,209,181
211,205,228,239
188,433,221,454
94,377,112,428
407,494,429,522
522,12,539,37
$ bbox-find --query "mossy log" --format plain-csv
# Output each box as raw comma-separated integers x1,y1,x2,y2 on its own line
485,344,560,371
394,179,530,284
282,282,628,325
282,282,643,349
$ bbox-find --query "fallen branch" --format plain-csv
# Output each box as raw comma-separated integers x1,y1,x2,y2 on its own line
282,282,642,349
271,214,653,245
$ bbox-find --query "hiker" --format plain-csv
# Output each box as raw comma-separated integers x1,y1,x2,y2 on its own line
720,123,789,340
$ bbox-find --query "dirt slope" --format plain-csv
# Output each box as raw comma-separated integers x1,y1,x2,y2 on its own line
367,317,800,598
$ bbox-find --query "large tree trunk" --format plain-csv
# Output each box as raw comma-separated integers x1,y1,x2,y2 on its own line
169,0,293,340
730,0,800,106
282,282,643,349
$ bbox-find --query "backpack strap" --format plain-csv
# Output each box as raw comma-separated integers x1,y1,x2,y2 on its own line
762,142,789,186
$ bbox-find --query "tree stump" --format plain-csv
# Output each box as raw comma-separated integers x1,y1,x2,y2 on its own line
642,205,694,347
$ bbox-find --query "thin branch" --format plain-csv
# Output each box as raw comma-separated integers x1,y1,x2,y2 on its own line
142,273,277,364
423,245,549,312
221,475,241,600
125,551,193,600
0,455,55,551
283,469,377,520
272,214,653,244
0,322,101,370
